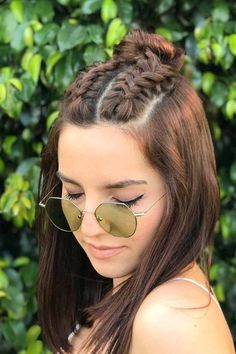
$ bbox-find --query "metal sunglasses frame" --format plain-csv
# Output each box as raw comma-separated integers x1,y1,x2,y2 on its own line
39,182,166,235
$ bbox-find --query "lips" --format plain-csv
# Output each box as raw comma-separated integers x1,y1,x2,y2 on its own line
88,244,122,250
86,243,126,259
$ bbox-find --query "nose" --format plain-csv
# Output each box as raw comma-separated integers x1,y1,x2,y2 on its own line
79,209,105,237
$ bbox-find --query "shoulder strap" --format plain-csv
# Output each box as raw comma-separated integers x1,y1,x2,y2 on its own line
171,277,222,311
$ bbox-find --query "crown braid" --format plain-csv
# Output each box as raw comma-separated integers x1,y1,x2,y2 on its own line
60,29,185,125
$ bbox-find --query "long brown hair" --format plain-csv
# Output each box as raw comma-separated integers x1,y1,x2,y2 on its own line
36,29,220,353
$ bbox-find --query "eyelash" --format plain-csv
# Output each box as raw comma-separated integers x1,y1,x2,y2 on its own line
64,193,144,207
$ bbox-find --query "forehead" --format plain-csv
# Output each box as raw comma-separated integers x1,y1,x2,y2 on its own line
58,123,157,185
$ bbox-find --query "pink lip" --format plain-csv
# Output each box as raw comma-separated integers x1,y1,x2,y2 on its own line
86,243,126,259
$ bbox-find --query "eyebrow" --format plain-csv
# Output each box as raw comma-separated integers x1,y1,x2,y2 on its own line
56,171,147,189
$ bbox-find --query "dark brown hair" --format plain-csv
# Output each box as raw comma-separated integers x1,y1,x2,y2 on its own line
36,29,220,353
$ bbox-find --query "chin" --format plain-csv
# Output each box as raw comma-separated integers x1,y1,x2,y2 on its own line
89,261,131,279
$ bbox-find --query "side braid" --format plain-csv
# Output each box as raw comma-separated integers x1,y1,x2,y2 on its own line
61,59,122,121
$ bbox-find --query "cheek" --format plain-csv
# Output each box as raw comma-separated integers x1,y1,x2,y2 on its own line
133,207,164,247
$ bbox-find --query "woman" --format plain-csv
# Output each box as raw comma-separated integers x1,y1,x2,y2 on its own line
37,29,235,353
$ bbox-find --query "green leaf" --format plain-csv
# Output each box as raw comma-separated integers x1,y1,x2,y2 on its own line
220,212,236,240
35,0,55,23
225,100,236,120
0,157,5,174
101,0,118,23
0,190,19,214
87,24,104,44
10,0,24,23
230,162,236,183
23,26,34,48
0,83,6,103
83,44,106,65
12,204,20,216
220,49,234,70
13,257,30,268
212,3,230,23
155,27,172,41
106,18,126,48
3,136,17,156
210,82,227,107
8,174,25,190
17,73,36,102
210,263,220,281
8,78,23,91
211,42,223,62
116,0,133,24
228,83,236,100
0,258,10,268
30,20,43,32
57,22,87,51
81,0,102,14
16,157,40,176
5,268,22,291
54,56,74,90
228,34,236,56
1,89,23,118
2,320,27,348
0,269,9,289
0,66,13,80
211,21,224,42
213,284,225,302
211,122,221,141
20,262,38,288
34,23,59,45
28,54,42,84
202,72,216,95
21,49,35,71
57,0,70,4
26,325,41,345
46,52,63,76
0,9,18,43
22,128,33,141
33,142,43,155
20,195,31,209
0,290,7,298
46,111,59,130
27,341,43,354
10,23,28,51
155,0,174,15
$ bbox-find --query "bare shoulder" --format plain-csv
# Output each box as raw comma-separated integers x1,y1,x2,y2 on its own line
130,280,235,354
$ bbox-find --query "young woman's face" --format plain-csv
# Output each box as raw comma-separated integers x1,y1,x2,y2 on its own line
58,123,166,287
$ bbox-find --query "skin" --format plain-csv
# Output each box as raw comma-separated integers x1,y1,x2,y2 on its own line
57,123,235,354
58,123,166,288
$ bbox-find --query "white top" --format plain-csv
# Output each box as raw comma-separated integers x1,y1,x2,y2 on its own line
63,277,222,349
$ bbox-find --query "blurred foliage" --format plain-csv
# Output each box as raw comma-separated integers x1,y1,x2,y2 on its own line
0,0,235,352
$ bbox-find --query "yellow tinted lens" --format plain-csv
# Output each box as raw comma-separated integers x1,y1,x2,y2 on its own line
45,198,82,232
95,203,137,237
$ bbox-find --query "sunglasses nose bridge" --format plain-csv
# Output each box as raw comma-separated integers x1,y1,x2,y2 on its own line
78,208,106,236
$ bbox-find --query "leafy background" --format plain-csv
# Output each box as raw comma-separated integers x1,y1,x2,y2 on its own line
0,0,235,352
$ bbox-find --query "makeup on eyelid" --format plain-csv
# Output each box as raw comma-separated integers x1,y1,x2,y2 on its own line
62,191,145,208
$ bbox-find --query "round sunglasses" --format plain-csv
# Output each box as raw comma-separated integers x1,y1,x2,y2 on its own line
39,185,166,238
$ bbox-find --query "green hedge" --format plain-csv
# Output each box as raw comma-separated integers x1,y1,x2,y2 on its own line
0,0,235,352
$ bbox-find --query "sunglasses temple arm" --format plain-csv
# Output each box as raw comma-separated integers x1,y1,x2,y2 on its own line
39,182,61,207
135,192,166,217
